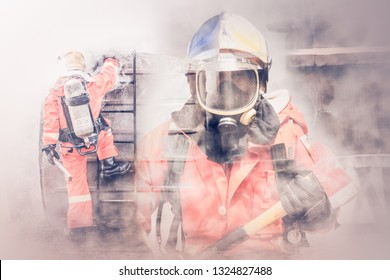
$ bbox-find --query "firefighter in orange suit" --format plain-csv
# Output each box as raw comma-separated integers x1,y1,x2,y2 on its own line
42,50,131,240
136,13,355,258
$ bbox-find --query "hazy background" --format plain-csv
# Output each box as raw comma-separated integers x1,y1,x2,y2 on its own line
1,0,390,259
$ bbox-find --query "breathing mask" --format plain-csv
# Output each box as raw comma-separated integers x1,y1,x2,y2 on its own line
194,53,279,163
183,13,280,163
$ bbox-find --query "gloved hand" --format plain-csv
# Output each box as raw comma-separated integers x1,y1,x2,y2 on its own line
102,50,123,61
248,96,280,145
279,171,332,230
92,51,123,71
42,144,60,165
103,57,120,69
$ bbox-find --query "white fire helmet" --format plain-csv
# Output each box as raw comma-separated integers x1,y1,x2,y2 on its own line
187,13,271,117
62,50,86,71
59,50,93,82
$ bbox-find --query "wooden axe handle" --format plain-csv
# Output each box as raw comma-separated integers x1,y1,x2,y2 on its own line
196,201,287,258
199,184,356,258
53,158,73,182
243,201,287,236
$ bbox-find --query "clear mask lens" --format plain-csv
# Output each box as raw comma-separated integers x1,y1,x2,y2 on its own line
196,60,260,115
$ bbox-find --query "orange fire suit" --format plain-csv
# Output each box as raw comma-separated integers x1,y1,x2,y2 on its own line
136,96,352,256
42,58,119,229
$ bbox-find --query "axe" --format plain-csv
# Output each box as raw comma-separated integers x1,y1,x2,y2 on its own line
196,144,357,258
53,157,73,182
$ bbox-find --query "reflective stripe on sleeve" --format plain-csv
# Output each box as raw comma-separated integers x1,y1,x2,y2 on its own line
68,194,92,204
43,132,59,140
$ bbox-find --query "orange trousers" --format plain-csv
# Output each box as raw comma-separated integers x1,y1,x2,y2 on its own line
60,129,118,229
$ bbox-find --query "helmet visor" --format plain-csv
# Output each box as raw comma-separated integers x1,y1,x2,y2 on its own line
196,60,260,115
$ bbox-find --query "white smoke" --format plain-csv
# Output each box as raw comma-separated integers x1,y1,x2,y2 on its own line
0,0,389,259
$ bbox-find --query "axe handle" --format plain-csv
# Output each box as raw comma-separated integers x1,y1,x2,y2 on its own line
243,201,287,236
197,201,287,258
53,158,73,182
200,183,356,257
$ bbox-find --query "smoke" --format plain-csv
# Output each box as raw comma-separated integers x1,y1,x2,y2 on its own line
1,0,390,259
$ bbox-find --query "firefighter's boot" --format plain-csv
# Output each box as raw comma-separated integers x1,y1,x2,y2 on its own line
100,157,132,179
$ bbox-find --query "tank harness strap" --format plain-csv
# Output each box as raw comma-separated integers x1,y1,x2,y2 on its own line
64,93,90,106
58,128,72,143
156,124,189,252
95,113,110,131
58,113,110,143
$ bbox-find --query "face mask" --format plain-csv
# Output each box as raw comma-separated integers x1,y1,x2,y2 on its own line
204,113,247,163
179,54,279,163
196,60,260,116
204,96,280,163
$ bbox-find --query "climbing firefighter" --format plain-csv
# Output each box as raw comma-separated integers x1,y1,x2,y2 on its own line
41,50,132,241
136,13,355,258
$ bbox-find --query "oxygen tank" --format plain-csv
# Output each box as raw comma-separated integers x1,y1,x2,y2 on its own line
63,78,95,146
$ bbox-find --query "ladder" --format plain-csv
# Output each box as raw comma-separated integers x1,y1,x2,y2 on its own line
92,51,138,230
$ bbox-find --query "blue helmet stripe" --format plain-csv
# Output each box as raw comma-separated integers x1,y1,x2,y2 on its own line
187,14,222,59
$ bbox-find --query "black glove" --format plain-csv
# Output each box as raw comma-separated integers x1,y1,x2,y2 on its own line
248,96,280,145
42,144,60,165
279,171,332,231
